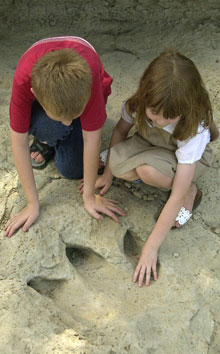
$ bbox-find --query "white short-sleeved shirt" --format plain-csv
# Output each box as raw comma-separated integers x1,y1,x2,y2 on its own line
121,101,210,164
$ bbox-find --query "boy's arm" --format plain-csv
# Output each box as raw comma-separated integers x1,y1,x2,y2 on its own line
133,163,196,287
95,117,133,194
82,128,126,222
4,129,40,237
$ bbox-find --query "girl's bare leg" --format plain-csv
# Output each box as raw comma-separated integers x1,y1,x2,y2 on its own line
120,164,197,227
119,169,140,181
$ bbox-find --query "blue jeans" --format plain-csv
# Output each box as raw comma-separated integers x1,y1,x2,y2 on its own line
29,101,83,179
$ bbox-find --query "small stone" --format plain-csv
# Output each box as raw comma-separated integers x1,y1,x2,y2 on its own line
213,227,220,234
147,195,155,201
132,190,142,199
173,252,179,258
193,213,200,220
142,194,155,201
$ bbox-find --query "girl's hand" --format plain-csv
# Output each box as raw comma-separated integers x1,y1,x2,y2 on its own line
78,179,84,194
78,173,113,195
3,203,40,238
133,244,158,287
84,194,126,222
95,173,113,195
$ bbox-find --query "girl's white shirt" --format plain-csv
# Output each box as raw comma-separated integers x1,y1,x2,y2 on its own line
121,101,211,164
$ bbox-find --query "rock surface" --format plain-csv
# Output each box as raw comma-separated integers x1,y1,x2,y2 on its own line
0,1,220,353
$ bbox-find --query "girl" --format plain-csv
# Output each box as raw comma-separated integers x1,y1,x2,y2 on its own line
96,49,219,287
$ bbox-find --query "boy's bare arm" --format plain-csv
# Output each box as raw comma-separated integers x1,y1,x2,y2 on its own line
82,128,126,222
133,163,196,286
4,129,39,237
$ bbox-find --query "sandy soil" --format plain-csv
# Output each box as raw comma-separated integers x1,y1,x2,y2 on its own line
0,4,220,354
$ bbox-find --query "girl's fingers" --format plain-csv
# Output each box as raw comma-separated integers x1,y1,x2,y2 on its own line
78,180,84,190
145,268,152,286
138,266,146,287
152,263,158,281
133,264,142,283
100,185,108,195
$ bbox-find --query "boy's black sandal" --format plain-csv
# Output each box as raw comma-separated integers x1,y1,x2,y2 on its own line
30,137,55,170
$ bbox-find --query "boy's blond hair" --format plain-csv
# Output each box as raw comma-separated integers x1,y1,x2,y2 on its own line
127,48,213,141
31,49,92,119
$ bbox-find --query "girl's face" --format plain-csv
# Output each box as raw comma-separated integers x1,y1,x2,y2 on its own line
146,107,181,128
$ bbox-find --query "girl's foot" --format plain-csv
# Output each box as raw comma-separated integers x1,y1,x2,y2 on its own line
173,183,198,228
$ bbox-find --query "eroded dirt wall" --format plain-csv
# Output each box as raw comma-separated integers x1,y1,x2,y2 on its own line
1,0,220,52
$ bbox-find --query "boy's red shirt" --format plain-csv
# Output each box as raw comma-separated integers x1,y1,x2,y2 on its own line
10,36,113,133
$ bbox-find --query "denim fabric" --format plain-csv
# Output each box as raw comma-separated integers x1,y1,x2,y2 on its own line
29,101,83,179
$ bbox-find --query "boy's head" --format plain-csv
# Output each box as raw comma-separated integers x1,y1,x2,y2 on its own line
31,49,92,121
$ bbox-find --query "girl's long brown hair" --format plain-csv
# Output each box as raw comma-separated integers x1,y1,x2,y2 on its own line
127,49,213,140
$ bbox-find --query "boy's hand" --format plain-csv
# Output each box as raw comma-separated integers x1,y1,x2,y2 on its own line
3,203,40,238
83,194,126,222
133,244,158,287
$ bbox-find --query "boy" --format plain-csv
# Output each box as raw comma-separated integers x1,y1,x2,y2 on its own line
4,36,125,237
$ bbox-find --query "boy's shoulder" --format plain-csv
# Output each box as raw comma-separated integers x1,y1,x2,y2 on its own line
15,36,101,84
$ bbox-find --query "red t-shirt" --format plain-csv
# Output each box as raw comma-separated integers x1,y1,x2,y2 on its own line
10,36,113,133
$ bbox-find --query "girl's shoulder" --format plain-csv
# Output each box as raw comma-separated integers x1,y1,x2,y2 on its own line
121,101,135,125
176,124,211,164
209,120,219,141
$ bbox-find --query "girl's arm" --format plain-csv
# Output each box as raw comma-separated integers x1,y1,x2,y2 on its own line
82,128,126,222
133,162,196,287
4,129,40,237
95,117,133,194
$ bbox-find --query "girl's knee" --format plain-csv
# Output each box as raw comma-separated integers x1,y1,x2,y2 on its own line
136,164,173,189
136,164,156,179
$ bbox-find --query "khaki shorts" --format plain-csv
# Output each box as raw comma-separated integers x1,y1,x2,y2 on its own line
109,133,213,182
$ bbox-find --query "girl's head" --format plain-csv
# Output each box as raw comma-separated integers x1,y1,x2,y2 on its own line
31,49,92,122
128,48,213,140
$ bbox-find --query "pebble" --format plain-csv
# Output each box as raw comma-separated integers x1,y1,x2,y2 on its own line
213,227,220,234
124,182,132,189
132,191,143,199
142,194,155,201
193,213,201,220
173,252,179,258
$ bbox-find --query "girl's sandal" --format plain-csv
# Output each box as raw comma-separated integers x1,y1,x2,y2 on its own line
100,149,108,166
30,137,55,170
98,149,108,175
173,189,202,228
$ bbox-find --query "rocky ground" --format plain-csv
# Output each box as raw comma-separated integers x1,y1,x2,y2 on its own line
0,1,220,353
